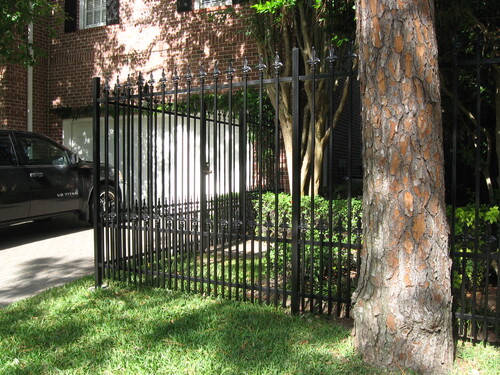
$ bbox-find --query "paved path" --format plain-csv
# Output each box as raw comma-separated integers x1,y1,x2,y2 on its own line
0,216,94,308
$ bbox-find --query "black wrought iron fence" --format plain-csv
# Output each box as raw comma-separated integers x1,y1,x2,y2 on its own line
92,42,500,345
92,47,362,316
448,35,500,344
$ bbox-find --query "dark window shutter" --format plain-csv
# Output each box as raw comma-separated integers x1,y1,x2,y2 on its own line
64,0,77,33
106,0,120,25
177,0,193,12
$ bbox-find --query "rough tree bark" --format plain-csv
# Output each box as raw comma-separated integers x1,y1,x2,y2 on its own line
352,1,454,374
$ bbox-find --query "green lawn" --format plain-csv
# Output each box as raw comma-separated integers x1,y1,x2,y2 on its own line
0,276,498,375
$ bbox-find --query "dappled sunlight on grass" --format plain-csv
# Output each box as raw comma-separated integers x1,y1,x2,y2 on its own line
0,276,497,374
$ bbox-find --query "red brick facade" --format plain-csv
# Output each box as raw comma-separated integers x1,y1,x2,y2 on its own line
0,64,27,131
1,0,258,141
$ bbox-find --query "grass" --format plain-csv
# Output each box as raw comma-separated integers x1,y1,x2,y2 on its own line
0,276,498,375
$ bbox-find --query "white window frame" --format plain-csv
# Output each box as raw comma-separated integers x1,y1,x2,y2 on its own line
195,0,232,10
79,0,107,30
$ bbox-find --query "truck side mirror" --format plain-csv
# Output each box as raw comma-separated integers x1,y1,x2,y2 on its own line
69,152,80,166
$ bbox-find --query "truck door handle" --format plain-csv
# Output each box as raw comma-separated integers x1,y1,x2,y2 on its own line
30,172,44,178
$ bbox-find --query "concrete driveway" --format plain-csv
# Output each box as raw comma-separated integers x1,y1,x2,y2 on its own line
0,216,94,308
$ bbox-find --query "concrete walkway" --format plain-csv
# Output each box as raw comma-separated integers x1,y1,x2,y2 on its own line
0,216,94,308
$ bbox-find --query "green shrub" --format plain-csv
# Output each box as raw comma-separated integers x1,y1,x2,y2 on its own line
448,204,498,309
251,192,362,299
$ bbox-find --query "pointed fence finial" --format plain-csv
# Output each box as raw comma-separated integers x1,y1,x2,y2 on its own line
213,60,220,78
148,72,155,90
272,52,283,74
349,40,357,60
451,34,462,51
307,47,320,70
125,74,132,90
137,72,144,87
112,76,121,97
242,57,252,74
199,63,207,80
257,55,267,72
103,79,110,93
226,60,235,77
185,64,193,82
172,65,180,83
159,69,167,88
114,75,121,91
326,45,337,64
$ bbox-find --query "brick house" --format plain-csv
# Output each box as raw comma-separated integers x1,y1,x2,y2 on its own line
0,0,361,187
0,0,257,148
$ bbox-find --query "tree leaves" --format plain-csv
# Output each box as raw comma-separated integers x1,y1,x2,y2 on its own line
0,0,63,66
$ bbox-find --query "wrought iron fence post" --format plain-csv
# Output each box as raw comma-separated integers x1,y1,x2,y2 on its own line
92,77,103,288
199,66,208,250
291,47,301,314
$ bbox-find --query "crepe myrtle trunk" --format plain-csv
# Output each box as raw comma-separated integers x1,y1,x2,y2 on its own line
352,1,454,374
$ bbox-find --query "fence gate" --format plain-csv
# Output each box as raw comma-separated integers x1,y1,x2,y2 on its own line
92,47,362,316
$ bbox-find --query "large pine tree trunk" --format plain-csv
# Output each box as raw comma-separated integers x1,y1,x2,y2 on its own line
352,1,454,374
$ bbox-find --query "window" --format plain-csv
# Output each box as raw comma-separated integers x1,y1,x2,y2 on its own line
80,0,106,29
196,0,232,10
17,136,69,166
177,0,243,12
64,0,119,32
0,135,16,166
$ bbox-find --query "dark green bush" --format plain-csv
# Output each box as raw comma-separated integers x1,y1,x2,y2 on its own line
251,192,362,300
448,204,499,305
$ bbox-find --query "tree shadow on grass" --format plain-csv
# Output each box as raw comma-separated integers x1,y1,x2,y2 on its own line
0,278,379,374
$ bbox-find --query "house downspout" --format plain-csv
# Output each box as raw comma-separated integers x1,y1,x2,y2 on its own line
27,21,33,132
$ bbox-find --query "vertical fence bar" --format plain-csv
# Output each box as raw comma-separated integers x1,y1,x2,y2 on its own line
138,74,146,285
226,63,235,300
147,76,154,286
272,54,283,307
257,57,266,304
471,36,482,341
213,63,220,297
326,46,337,315
185,68,193,293
291,47,301,314
173,69,180,291
159,70,167,289
345,49,355,317
103,81,111,280
451,36,460,341
308,48,320,313
120,79,128,283
125,77,133,284
240,60,251,302
199,66,207,295
113,79,122,280
92,77,103,288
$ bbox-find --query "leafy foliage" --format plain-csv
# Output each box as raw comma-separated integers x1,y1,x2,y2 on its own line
0,0,62,66
449,204,500,236
253,192,362,298
448,204,499,303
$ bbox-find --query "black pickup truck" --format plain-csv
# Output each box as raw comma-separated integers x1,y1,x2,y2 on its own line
0,130,116,227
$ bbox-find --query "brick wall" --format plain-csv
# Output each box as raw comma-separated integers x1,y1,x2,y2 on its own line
33,22,51,138
0,64,27,131
0,66,10,129
48,0,259,140
0,22,50,137
1,0,258,141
